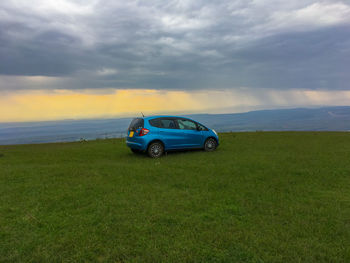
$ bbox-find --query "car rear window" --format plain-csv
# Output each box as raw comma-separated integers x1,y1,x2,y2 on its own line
128,118,144,131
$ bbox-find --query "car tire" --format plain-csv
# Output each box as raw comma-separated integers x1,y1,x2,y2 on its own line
148,142,164,158
131,149,141,154
204,138,217,152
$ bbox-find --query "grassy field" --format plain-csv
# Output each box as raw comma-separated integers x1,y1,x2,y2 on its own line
0,132,349,262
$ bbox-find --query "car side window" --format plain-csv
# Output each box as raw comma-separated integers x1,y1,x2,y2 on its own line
159,118,177,129
177,119,197,130
149,118,162,128
197,123,208,131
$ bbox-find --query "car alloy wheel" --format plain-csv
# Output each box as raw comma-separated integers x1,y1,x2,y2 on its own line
148,142,164,158
204,138,217,152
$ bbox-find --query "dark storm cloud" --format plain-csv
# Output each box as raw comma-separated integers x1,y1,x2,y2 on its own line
0,0,349,91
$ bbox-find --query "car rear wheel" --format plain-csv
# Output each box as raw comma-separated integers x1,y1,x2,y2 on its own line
204,138,217,152
148,142,164,158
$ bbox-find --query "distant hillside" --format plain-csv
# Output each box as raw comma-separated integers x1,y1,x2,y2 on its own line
1,106,350,145
187,106,350,132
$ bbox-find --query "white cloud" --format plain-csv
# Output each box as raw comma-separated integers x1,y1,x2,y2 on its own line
2,0,349,49
97,68,118,76
160,14,211,31
1,0,350,93
10,0,96,16
267,2,350,32
0,0,98,46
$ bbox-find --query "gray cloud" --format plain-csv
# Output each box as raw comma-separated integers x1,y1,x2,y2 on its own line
0,0,349,91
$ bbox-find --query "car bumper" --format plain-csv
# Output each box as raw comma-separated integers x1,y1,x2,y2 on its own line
126,140,145,150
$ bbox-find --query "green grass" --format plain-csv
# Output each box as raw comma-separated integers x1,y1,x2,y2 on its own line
0,132,350,262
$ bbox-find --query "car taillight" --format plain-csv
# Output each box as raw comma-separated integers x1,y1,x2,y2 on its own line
139,128,149,136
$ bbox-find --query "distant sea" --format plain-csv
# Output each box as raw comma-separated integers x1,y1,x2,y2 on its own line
1,106,350,145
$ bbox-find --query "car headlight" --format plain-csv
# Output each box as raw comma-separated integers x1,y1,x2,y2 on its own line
213,129,217,136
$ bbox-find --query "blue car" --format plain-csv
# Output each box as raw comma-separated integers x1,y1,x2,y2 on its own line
126,116,219,158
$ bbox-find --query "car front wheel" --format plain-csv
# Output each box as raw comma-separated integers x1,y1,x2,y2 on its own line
204,138,217,152
148,142,164,158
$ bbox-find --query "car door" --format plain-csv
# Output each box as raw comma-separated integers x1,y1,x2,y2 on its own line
157,118,184,149
176,118,203,148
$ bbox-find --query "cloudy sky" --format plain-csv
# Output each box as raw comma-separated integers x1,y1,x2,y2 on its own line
0,0,349,122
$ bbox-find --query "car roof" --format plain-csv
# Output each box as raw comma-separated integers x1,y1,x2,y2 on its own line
137,115,209,129
143,115,192,120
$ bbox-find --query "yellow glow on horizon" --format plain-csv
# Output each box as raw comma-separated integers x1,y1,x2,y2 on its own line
1,88,350,122
0,89,204,122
